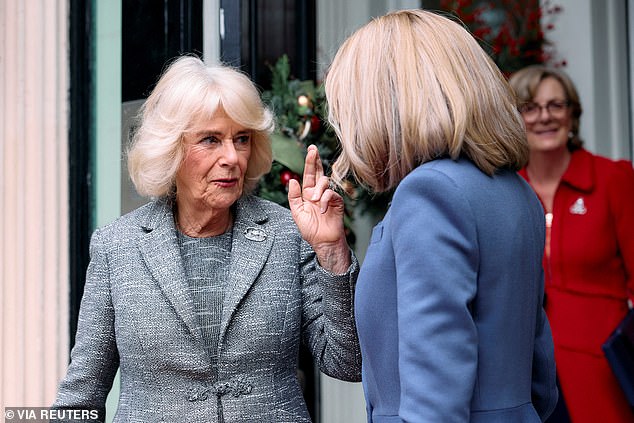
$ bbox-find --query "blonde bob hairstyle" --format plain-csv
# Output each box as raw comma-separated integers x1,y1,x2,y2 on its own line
508,64,583,151
325,9,528,193
127,55,274,198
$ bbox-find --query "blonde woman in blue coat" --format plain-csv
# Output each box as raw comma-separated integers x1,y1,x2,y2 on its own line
325,9,558,423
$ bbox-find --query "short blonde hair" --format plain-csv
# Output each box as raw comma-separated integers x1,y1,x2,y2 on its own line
508,65,583,150
325,9,528,193
127,55,274,198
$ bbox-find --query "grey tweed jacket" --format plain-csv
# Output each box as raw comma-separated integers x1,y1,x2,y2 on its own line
54,195,361,422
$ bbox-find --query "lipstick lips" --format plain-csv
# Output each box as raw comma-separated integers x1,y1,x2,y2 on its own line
535,129,558,136
211,177,240,187
531,124,560,136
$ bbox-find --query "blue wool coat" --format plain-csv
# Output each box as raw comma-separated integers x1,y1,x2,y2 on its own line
355,157,558,422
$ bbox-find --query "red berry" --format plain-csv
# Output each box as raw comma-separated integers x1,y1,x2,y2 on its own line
280,170,300,186
310,115,320,132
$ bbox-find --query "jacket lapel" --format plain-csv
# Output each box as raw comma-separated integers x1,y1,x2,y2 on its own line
137,199,204,342
220,196,274,341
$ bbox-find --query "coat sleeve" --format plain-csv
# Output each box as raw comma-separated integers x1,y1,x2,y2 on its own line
531,280,559,421
389,170,479,422
611,161,634,304
52,228,119,420
299,240,362,382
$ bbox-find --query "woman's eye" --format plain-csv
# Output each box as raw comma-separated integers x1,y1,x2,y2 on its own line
201,136,220,145
235,135,251,147
520,103,538,114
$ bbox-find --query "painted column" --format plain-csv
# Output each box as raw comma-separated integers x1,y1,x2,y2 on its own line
0,0,70,410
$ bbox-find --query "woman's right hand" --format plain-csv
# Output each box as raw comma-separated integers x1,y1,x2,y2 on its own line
288,145,351,274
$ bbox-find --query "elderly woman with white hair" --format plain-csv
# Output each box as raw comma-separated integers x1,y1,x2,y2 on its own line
53,55,361,422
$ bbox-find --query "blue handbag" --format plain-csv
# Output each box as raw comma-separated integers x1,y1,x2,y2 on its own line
602,308,634,408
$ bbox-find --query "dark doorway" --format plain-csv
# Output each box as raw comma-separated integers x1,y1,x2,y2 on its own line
238,0,317,88
68,0,94,349
122,0,203,102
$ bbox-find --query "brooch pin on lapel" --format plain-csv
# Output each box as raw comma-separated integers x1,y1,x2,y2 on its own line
569,197,587,215
244,227,267,242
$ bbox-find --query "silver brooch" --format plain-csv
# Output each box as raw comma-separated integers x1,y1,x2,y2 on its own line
569,197,587,215
244,227,267,242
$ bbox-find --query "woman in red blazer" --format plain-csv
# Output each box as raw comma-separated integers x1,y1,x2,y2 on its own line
510,65,634,423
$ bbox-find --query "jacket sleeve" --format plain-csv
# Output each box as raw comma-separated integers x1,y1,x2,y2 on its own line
531,279,559,421
611,161,634,304
299,240,362,382
52,228,119,420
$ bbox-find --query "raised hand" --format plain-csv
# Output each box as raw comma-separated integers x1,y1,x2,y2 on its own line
288,145,351,274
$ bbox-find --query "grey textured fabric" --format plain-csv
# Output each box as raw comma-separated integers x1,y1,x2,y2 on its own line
178,230,232,364
53,195,361,422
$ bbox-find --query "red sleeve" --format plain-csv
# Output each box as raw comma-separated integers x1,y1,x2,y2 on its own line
610,160,634,304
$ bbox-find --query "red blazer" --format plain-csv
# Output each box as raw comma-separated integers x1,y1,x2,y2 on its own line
519,148,634,423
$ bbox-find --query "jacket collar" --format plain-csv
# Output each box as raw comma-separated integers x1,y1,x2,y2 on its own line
137,197,202,340
219,195,274,343
559,148,595,193
520,148,595,193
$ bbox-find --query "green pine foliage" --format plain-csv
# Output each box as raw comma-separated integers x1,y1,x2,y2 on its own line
257,55,392,246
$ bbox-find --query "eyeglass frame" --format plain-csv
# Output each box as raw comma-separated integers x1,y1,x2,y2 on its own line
518,100,570,122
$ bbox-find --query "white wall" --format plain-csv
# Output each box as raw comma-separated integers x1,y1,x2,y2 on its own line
547,0,631,160
316,0,421,81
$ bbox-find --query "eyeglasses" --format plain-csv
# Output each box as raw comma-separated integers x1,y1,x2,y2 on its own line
518,100,570,122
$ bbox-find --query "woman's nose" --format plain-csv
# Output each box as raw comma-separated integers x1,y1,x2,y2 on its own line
219,140,239,165
537,106,553,121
